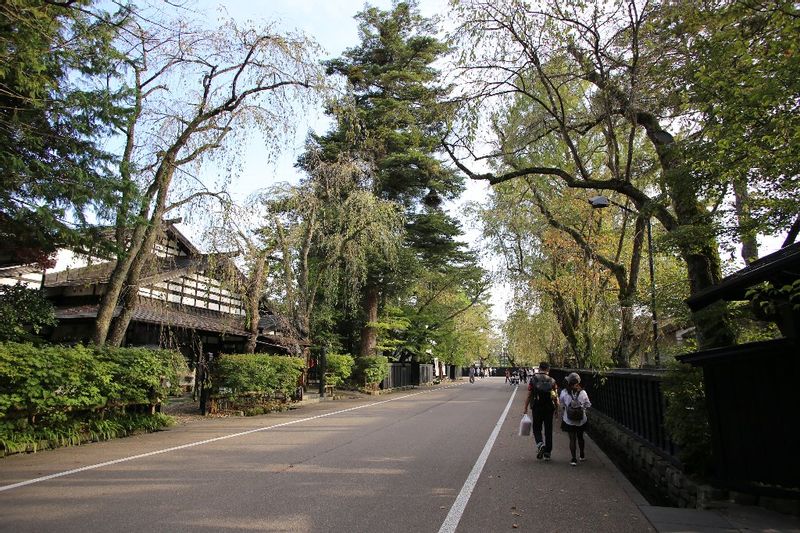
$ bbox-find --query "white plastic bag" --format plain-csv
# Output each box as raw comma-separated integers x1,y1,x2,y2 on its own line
518,413,532,436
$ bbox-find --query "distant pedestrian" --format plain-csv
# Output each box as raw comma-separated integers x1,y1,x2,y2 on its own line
505,369,511,383
560,372,591,466
523,361,558,461
469,365,476,383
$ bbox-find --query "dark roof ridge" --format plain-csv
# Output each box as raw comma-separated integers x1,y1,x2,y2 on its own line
686,241,800,311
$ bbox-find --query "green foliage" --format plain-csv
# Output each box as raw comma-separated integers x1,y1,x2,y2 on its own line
0,0,130,251
212,354,304,399
375,263,491,364
746,280,800,316
0,412,172,456
372,305,411,356
662,361,712,475
744,280,800,338
94,346,188,405
355,356,389,388
669,1,800,239
325,353,355,388
0,284,57,342
0,343,187,426
308,1,474,356
323,1,462,213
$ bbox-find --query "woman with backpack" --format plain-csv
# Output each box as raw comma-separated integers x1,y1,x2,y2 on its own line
559,372,591,466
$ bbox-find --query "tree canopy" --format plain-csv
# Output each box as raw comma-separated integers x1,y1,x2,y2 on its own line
0,1,128,255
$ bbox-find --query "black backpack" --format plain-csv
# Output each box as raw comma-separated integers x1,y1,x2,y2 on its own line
566,391,585,421
530,374,553,408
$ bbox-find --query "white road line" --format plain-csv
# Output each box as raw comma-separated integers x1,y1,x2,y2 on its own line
438,385,518,533
0,385,463,494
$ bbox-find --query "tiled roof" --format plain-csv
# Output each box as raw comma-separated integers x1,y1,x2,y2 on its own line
45,255,202,288
54,302,305,346
55,302,249,336
137,302,249,336
0,264,41,278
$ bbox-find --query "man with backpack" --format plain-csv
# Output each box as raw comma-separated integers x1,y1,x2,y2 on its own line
522,362,558,461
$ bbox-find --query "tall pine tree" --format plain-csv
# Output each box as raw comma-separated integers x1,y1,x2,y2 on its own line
315,1,466,357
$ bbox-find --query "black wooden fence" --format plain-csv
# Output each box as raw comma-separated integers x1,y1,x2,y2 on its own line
550,368,678,462
679,337,800,495
380,363,436,389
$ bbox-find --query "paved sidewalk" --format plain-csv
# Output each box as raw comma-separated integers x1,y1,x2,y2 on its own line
483,379,798,533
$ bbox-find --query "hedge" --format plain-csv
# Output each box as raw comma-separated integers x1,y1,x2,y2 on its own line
355,355,389,389
0,342,187,454
212,354,304,400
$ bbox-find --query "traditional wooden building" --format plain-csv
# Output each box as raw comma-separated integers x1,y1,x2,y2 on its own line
2,223,304,364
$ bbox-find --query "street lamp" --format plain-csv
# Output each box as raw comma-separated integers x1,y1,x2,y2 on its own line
588,195,660,367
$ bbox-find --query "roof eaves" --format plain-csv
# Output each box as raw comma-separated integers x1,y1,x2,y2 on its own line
686,241,800,311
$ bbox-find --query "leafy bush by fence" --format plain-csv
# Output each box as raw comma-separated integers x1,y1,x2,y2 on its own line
210,354,304,414
0,342,187,455
325,353,355,388
662,360,711,475
355,356,389,390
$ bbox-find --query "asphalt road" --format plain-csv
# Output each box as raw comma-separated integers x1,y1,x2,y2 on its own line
0,378,653,532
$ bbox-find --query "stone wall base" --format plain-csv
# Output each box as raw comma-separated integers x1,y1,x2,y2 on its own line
587,411,800,517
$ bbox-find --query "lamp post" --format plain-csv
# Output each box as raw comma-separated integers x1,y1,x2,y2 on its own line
588,196,660,367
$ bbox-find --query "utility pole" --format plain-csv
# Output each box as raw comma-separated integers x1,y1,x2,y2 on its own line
646,218,660,367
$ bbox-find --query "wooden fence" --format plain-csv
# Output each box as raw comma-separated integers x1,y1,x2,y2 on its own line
380,363,436,389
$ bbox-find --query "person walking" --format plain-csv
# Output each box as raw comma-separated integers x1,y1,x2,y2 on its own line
559,372,592,466
523,361,558,461
469,365,476,383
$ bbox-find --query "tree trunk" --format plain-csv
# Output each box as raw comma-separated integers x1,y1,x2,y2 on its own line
91,223,151,345
642,120,736,349
359,283,379,357
551,292,583,367
733,179,759,264
245,319,259,354
107,197,171,346
107,282,135,347
614,305,636,368
245,256,267,354
108,239,159,347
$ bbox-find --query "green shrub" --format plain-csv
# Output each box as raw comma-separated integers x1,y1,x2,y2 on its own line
0,343,114,421
355,356,389,388
212,354,304,399
95,346,187,406
0,412,172,455
0,342,181,455
0,342,186,427
662,360,712,475
325,353,355,388
0,284,57,343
